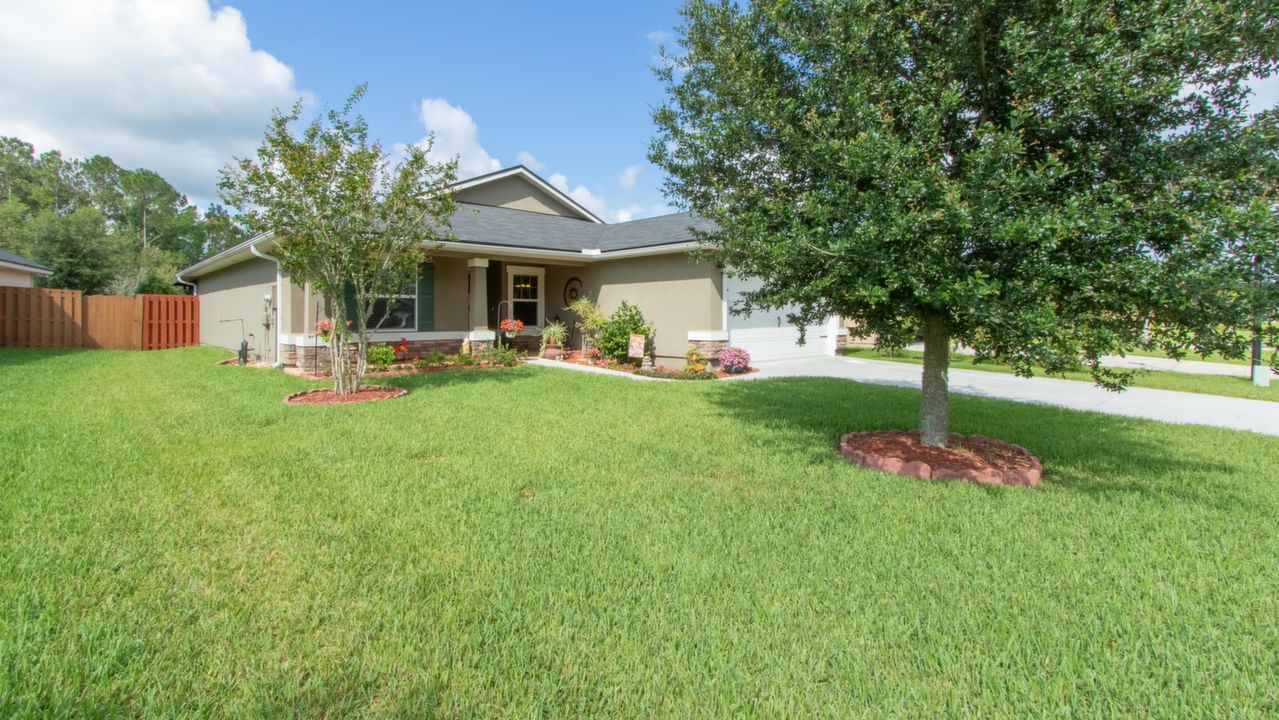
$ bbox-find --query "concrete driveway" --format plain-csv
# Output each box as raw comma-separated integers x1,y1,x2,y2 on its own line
736,356,1279,437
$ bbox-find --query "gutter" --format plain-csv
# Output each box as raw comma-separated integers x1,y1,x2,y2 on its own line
249,238,286,368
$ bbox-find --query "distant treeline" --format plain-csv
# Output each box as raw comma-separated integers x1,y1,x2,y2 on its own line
0,136,247,294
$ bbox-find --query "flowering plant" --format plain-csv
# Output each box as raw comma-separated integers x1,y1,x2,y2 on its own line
685,345,707,373
499,318,525,336
315,318,336,342
393,337,409,355
717,346,751,374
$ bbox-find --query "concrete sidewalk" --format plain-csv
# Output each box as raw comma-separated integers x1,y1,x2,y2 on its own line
905,342,1275,379
741,356,1279,436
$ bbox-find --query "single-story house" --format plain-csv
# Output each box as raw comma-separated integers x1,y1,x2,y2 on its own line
0,249,52,287
175,166,847,369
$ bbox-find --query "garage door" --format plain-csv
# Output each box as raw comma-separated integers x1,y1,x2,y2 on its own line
724,275,835,362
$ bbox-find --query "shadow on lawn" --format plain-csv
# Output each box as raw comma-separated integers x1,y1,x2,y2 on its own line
0,347,92,368
707,376,1255,508
375,364,539,392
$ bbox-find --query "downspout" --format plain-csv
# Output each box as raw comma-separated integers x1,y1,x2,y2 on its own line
174,269,197,295
249,240,285,368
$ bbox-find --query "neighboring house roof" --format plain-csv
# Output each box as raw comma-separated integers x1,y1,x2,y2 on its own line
0,249,52,275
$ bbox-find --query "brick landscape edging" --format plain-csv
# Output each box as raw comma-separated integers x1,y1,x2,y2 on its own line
838,431,1043,487
283,385,408,405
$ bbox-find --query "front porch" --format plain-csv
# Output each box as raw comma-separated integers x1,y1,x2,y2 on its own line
278,252,588,372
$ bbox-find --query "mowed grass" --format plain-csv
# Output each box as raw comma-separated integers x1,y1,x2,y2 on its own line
2,348,1278,718
843,347,1279,402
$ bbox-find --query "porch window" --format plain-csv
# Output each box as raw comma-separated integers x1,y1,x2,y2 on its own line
506,265,544,328
368,274,417,331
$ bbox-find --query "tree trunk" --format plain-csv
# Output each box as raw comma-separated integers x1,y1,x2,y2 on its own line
919,312,950,447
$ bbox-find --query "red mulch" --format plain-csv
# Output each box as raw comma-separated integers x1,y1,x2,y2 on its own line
838,430,1042,487
715,367,760,378
284,385,407,405
291,363,514,381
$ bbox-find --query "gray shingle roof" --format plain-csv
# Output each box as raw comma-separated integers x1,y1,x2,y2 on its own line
439,203,715,254
0,248,49,272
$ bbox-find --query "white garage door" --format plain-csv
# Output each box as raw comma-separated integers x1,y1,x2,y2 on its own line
724,275,836,362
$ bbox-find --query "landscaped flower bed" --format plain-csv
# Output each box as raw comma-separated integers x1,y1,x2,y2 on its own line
291,346,525,381
284,385,408,405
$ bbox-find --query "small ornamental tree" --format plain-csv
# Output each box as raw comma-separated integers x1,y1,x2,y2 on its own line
220,85,458,395
652,0,1279,446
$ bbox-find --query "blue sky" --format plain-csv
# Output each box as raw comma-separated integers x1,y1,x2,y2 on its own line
0,1,1275,221
224,1,685,220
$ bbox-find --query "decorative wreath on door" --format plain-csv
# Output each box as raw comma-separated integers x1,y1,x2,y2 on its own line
563,276,583,306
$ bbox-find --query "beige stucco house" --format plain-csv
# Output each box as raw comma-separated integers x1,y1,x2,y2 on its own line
0,250,52,287
176,166,846,369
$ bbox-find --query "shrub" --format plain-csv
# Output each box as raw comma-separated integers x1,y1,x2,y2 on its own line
567,296,607,350
717,346,751,373
480,345,522,367
367,343,396,371
598,301,653,363
413,349,448,370
684,346,707,373
636,367,716,380
451,352,479,367
540,320,568,356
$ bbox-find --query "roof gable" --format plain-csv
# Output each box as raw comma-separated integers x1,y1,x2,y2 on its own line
448,166,603,223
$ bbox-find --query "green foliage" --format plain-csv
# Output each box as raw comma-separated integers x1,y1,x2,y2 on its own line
367,344,396,372
566,295,607,350
598,301,653,363
28,207,114,294
414,349,448,369
451,352,479,367
651,0,1279,442
480,345,523,367
539,320,568,356
219,84,459,394
635,367,716,380
0,135,244,293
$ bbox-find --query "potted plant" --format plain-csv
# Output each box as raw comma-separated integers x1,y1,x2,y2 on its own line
499,317,524,339
540,320,568,359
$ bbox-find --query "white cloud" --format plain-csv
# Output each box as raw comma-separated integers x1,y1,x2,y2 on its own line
515,150,545,171
618,164,643,191
646,31,670,44
415,98,502,179
549,173,645,223
0,0,305,206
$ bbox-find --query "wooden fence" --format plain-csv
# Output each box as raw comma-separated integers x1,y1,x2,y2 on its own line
0,287,198,350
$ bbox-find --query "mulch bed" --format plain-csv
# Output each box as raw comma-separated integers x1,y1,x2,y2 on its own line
838,430,1042,487
284,385,408,405
560,352,756,379
289,362,518,381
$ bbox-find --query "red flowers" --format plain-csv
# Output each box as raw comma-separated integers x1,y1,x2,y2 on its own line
394,337,409,354
499,318,525,334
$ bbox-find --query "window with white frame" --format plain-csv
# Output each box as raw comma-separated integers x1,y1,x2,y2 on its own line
368,273,417,331
507,265,544,328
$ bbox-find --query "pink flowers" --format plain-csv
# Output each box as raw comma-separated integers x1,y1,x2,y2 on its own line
717,346,751,374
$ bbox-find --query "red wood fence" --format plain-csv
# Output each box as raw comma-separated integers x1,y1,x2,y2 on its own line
0,288,198,350
141,294,199,350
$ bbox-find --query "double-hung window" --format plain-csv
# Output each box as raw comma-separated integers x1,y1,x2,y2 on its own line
506,265,545,328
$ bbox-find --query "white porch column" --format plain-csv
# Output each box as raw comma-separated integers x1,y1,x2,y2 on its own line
467,258,489,331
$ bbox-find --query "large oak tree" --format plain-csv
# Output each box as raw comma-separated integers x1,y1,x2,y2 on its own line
651,0,1279,446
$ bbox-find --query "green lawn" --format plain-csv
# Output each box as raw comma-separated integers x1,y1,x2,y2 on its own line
843,347,1279,402
2,348,1278,717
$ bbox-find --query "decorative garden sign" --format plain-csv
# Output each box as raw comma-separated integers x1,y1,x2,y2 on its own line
627,333,646,359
